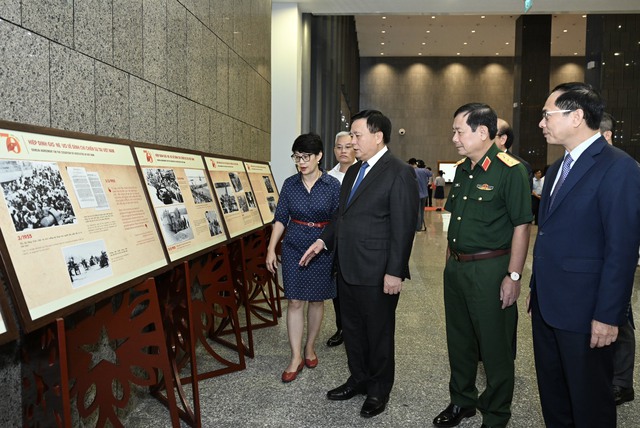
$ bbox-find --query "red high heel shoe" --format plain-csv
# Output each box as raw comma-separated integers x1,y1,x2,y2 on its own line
305,355,318,368
281,361,304,383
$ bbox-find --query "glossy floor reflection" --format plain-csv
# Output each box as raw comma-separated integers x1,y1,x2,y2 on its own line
128,210,640,427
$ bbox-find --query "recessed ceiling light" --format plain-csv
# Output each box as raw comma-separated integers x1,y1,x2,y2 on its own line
574,52,578,55
481,16,486,19
625,63,630,66
381,30,386,33
382,16,386,19
426,30,431,33
381,42,385,45
618,25,623,29
471,30,476,33
505,42,509,45
380,52,384,55
496,53,500,55
463,42,468,45
457,53,460,55
418,53,422,56
563,29,568,33
614,52,621,56
431,16,436,19
422,42,426,45
582,15,587,18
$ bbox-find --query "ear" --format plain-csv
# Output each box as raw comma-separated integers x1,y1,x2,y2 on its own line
572,109,585,127
478,125,489,141
316,151,323,162
375,130,384,145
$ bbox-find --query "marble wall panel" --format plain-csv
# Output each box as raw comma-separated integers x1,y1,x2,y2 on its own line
143,0,168,86
74,0,113,64
0,21,50,127
156,88,178,147
210,0,234,47
195,103,211,152
167,0,187,97
209,108,225,154
129,76,156,144
215,36,229,114
50,44,96,134
177,96,196,150
186,13,205,104
202,28,217,110
22,0,73,46
96,63,129,139
113,0,144,76
220,114,234,156
0,0,20,23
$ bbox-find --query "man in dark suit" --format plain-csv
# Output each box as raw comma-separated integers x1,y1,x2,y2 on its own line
300,109,418,418
528,82,640,427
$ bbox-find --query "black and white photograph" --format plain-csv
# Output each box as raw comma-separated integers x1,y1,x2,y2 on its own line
267,196,277,214
237,194,249,213
262,175,274,193
204,210,223,237
185,169,213,204
214,182,239,214
0,160,77,232
156,204,194,245
62,239,113,288
245,191,256,208
229,172,243,192
144,168,184,206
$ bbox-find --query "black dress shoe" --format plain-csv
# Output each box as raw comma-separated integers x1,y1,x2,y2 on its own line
327,383,361,401
433,403,477,427
326,330,343,347
613,385,635,405
360,395,388,418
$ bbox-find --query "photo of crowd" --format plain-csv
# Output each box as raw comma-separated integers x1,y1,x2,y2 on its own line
0,160,77,232
205,210,223,236
62,240,113,288
214,182,239,214
185,169,213,204
157,205,194,245
144,168,184,206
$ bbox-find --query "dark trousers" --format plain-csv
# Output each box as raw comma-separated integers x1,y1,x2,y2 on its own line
531,293,616,427
531,196,540,224
331,279,341,330
613,303,635,389
426,188,433,207
338,269,399,398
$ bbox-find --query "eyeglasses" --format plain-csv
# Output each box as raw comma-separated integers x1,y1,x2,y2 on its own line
291,153,312,163
542,110,573,120
335,144,353,151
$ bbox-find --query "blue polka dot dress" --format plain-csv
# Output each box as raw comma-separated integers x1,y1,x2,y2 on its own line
274,171,340,301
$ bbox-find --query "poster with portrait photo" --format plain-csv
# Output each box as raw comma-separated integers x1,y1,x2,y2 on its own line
244,162,280,224
0,127,167,329
134,147,227,262
205,157,262,238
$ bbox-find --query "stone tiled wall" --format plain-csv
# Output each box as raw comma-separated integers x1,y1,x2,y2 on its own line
360,57,515,167
0,0,271,160
0,1,270,425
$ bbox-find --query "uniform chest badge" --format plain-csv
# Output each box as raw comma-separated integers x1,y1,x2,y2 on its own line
454,183,461,187
476,183,494,191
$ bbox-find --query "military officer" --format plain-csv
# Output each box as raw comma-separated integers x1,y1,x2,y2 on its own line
432,103,532,428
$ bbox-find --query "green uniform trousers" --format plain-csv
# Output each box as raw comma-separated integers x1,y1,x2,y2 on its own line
443,254,517,428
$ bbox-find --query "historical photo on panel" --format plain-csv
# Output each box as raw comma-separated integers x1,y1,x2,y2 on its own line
204,210,223,236
237,194,249,213
262,175,274,193
267,196,277,214
144,168,184,206
185,169,213,204
62,239,113,288
245,191,256,208
214,182,239,214
0,160,77,232
229,172,243,192
156,205,194,245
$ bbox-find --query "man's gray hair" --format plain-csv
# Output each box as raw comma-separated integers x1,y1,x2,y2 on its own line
334,131,351,144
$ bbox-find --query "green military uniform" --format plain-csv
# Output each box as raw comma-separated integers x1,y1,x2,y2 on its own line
444,143,532,428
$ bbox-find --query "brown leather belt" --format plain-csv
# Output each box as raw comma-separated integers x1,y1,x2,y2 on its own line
449,248,510,262
291,218,329,228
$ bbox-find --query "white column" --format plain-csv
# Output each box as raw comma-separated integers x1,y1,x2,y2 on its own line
271,3,302,191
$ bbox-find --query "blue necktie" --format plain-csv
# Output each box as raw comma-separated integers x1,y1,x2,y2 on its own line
347,161,369,204
549,154,573,209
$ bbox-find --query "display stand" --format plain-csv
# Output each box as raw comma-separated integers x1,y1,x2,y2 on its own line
56,278,179,427
227,228,279,358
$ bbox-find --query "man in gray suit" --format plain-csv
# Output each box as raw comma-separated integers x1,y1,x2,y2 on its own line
301,109,418,418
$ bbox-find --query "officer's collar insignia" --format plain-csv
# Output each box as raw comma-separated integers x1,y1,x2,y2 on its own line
455,158,466,166
481,157,491,171
476,183,494,191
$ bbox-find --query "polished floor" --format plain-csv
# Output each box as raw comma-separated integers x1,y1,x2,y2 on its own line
127,210,640,427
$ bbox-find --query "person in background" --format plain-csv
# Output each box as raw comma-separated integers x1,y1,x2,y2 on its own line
529,82,640,426
531,169,544,225
433,103,531,428
325,131,357,348
409,158,429,231
300,109,418,418
600,111,635,406
266,133,341,383
425,166,434,207
495,118,533,187
433,170,446,211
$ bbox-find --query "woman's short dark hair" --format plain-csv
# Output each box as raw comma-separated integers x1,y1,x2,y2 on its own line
292,133,323,155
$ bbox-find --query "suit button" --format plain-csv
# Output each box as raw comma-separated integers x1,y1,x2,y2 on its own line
457,217,461,221
463,196,467,200
538,231,544,236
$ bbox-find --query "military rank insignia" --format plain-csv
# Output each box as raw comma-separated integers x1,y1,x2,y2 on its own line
497,152,520,167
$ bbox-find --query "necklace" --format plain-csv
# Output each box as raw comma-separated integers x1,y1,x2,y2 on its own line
302,169,321,192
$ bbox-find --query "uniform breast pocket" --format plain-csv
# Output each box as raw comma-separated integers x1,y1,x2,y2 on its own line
468,188,501,221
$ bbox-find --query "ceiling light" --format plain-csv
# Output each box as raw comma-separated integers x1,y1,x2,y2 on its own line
618,25,622,29
505,42,509,45
426,30,431,33
381,42,385,45
614,52,621,56
481,16,486,19
463,42,468,45
563,29,568,33
625,63,630,66
431,16,435,19
381,30,386,34
471,30,476,33
418,53,422,56
380,52,384,55
422,42,426,45
582,15,587,18
457,53,460,55
382,16,386,19
496,53,500,55
574,52,578,55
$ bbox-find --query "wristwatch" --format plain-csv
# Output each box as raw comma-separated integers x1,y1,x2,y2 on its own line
508,271,521,281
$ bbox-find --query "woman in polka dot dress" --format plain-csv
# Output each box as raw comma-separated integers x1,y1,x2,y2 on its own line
266,133,340,383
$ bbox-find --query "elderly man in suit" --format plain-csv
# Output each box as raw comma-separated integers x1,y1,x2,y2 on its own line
301,109,418,418
528,82,640,427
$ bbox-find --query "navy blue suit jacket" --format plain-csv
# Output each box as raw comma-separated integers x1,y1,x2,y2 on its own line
531,136,640,334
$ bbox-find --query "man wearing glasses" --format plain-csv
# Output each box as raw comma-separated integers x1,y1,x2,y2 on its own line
300,110,418,418
528,82,640,427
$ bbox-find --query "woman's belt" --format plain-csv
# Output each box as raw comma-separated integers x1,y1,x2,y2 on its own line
290,219,329,228
449,248,510,262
